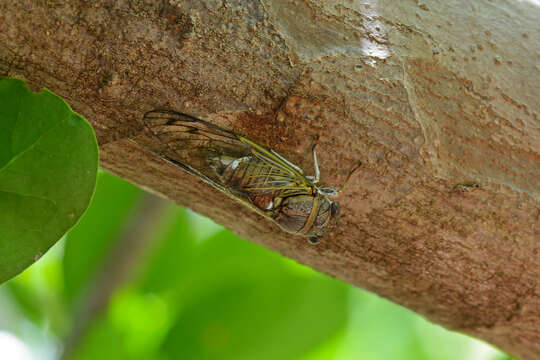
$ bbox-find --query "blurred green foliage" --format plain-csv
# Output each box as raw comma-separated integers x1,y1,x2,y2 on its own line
0,172,510,360
0,78,98,284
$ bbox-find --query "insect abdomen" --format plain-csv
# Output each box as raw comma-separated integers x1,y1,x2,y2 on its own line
209,155,286,211
211,156,273,192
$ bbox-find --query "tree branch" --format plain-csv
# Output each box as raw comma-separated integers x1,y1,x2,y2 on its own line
61,194,169,359
1,1,538,358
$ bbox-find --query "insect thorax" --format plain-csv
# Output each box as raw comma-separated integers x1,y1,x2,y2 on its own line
208,154,336,238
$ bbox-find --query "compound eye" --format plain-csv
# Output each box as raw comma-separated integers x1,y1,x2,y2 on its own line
331,202,340,217
308,236,321,245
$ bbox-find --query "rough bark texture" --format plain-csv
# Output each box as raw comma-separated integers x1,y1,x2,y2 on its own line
1,1,539,358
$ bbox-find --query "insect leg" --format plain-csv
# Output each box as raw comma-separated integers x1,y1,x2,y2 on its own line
312,144,320,184
337,162,362,193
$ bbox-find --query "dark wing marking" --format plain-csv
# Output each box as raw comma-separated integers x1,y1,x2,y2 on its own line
143,110,248,166
137,110,314,199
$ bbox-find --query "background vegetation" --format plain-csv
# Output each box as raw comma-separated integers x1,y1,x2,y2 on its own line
0,78,98,283
0,171,513,359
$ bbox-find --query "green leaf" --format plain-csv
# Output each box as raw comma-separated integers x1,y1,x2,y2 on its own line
137,207,195,294
157,231,349,360
69,313,128,360
63,171,142,304
333,290,430,360
3,240,69,337
64,224,349,360
0,78,98,284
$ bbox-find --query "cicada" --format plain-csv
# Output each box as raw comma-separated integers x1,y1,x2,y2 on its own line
135,110,359,244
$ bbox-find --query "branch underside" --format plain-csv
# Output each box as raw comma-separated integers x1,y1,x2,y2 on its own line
1,1,538,358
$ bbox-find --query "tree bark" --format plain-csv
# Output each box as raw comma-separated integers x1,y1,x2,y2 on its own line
1,1,538,358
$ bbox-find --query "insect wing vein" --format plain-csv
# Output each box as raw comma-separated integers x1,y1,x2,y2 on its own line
238,136,313,197
142,109,314,200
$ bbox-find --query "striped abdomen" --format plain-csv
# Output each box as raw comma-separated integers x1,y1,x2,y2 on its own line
209,155,291,211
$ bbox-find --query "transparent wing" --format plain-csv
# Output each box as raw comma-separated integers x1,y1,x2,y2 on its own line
141,110,248,174
238,137,314,196
137,110,313,198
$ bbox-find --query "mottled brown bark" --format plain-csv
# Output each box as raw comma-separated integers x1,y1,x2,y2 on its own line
1,1,538,358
